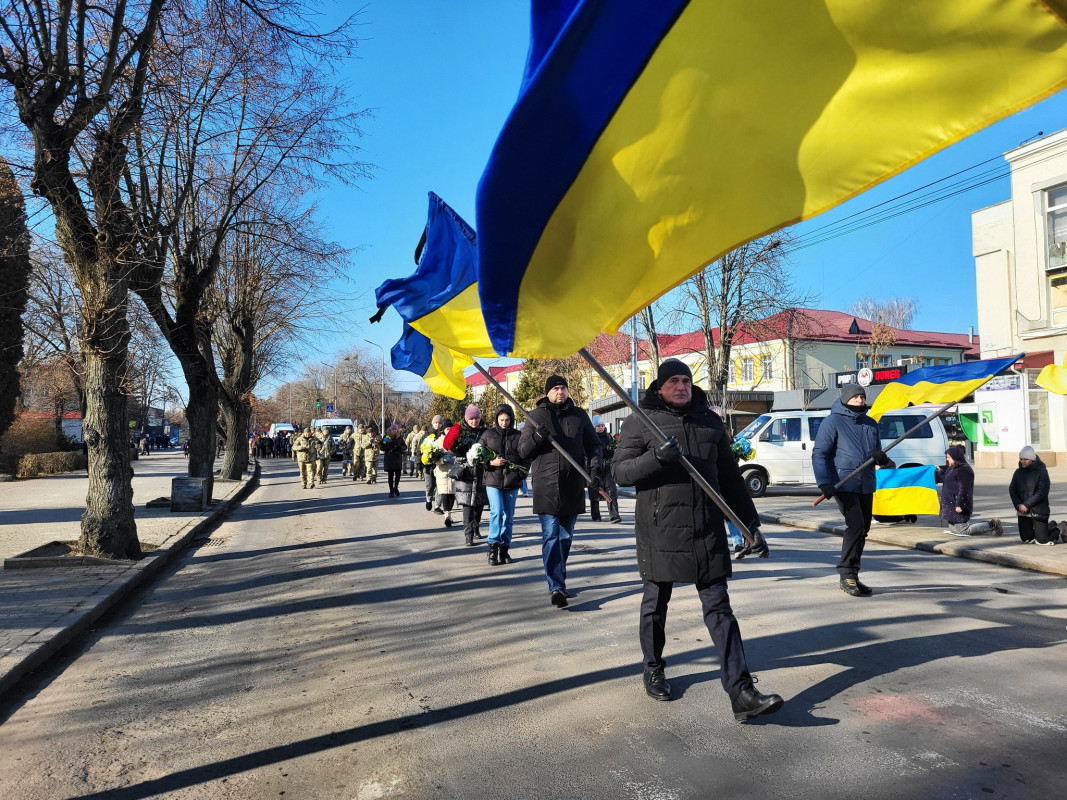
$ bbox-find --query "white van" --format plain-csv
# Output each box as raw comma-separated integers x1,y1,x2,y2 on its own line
734,407,950,497
310,418,356,460
268,422,296,438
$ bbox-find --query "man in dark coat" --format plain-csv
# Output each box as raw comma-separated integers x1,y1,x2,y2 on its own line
811,383,888,597
612,359,782,721
518,374,602,608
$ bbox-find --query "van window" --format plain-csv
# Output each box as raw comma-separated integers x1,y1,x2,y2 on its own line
879,414,933,441
809,417,822,440
736,415,770,440
761,417,802,442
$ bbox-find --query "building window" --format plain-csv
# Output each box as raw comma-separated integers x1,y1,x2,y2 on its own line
876,354,893,367
1050,271,1067,327
1027,369,1050,449
741,357,754,383
1047,184,1067,269
760,354,773,380
855,353,868,369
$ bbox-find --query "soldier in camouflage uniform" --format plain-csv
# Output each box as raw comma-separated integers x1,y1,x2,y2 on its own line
362,427,381,484
293,427,320,489
338,426,356,477
352,425,367,482
315,426,332,484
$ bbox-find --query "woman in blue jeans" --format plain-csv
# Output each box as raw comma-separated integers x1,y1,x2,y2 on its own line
479,404,528,566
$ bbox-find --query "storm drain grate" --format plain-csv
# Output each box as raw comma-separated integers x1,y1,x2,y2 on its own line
188,537,227,549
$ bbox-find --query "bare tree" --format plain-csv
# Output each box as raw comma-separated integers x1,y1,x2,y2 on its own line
0,1,167,557
677,232,813,408
0,157,32,438
128,0,370,490
848,296,918,330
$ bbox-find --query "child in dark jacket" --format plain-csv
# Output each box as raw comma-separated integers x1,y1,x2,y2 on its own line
937,445,1003,537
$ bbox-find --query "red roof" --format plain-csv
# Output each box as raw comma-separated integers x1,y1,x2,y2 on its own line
20,410,82,420
594,309,980,365
466,362,525,388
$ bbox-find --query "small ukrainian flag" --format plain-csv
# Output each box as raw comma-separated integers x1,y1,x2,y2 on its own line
873,466,940,517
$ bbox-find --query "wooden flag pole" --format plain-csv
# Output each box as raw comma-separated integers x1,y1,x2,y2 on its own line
811,400,956,507
471,362,612,503
577,348,756,546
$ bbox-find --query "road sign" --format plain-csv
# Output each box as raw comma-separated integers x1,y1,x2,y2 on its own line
326,404,334,413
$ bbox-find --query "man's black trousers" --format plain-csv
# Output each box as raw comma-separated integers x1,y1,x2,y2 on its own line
834,490,873,577
639,579,751,698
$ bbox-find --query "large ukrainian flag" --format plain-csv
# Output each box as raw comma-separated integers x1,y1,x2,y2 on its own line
476,0,1067,358
389,325,472,400
375,193,496,358
873,466,940,517
868,355,1023,421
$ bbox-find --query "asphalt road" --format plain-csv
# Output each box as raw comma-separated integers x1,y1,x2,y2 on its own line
2,459,1066,800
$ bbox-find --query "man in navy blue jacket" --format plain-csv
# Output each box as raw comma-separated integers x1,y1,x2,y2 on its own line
812,383,888,597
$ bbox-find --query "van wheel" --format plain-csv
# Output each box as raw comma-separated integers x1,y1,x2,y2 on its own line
742,468,768,498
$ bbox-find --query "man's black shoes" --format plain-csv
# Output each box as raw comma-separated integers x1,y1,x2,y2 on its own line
840,576,873,597
643,668,672,701
731,684,784,721
550,589,568,608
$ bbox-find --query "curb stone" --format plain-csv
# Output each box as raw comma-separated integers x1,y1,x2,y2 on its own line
0,461,260,700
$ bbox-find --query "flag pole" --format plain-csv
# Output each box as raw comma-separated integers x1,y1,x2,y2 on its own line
577,348,756,546
471,362,612,503
811,400,955,507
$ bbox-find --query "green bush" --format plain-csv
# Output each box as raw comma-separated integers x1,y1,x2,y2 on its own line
16,450,88,478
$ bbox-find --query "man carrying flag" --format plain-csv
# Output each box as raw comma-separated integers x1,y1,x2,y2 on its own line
812,383,889,598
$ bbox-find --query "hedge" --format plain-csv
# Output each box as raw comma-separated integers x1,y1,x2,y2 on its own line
16,451,88,478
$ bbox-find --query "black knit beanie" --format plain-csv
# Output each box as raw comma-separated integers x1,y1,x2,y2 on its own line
657,359,692,384
545,374,568,393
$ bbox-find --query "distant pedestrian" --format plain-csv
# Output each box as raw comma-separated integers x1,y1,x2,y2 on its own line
518,374,602,608
421,416,445,509
812,383,889,597
588,416,621,523
1009,446,1057,545
382,424,406,497
937,445,1003,537
293,427,319,489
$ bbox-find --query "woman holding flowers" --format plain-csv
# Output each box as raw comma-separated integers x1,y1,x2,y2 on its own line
444,405,489,546
478,404,529,565
421,417,456,527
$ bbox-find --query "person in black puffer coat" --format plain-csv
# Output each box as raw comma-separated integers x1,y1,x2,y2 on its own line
811,383,889,597
612,359,782,721
1009,446,1056,545
518,375,602,608
444,405,489,546
381,424,407,498
588,415,622,523
479,403,528,565
936,444,1003,537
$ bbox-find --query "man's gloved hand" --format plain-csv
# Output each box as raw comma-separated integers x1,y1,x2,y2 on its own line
588,475,601,494
819,483,836,500
869,448,890,467
734,527,770,560
531,426,551,445
654,436,683,464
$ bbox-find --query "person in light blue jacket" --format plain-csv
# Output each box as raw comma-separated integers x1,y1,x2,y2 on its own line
812,383,888,597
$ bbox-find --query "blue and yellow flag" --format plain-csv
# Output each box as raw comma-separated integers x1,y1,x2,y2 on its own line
1037,358,1067,395
389,324,472,400
869,356,1023,421
476,1,1067,357
873,466,940,517
375,192,496,358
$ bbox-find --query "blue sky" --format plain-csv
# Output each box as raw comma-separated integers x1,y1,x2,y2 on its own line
302,1,1067,393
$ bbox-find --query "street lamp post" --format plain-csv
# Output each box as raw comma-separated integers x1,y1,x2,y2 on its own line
319,362,338,417
364,340,386,434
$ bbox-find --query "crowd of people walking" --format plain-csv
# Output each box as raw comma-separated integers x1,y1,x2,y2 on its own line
265,362,1062,723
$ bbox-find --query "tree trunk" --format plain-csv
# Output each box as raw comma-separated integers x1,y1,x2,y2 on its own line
218,399,250,480
79,304,140,559
182,359,218,499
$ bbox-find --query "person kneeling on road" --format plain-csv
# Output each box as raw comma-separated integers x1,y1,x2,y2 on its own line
937,444,1003,537
612,358,783,721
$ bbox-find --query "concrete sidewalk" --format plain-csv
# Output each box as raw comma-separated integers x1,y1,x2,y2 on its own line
0,452,258,699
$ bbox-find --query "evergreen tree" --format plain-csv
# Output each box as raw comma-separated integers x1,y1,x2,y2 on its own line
0,158,31,439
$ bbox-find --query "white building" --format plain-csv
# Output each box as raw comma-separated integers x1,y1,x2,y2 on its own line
972,129,1067,466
